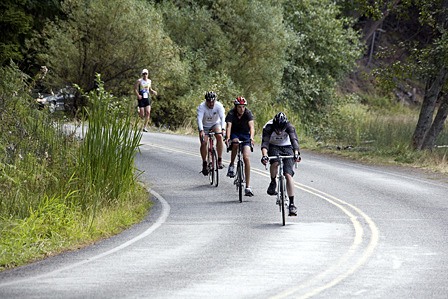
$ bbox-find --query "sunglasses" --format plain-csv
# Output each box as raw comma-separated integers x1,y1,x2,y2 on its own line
142,72,148,75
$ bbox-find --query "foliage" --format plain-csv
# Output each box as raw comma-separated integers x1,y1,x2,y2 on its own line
32,0,187,99
0,67,149,270
158,0,288,107
281,0,363,134
0,0,63,67
0,63,77,218
211,0,288,102
76,74,143,215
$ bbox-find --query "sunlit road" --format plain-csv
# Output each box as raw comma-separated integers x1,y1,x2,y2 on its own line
1,132,447,298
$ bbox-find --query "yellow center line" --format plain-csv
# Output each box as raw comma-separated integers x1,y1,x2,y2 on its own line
144,142,379,298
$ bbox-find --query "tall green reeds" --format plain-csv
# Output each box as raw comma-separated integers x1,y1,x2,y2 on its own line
77,75,142,217
1,68,146,270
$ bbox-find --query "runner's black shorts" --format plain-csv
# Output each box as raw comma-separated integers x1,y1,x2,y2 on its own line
137,97,151,108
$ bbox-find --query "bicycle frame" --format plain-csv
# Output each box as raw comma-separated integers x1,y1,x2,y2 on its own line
267,155,294,226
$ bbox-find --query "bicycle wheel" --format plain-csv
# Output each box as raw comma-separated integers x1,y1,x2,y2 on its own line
279,176,286,226
212,148,218,187
207,147,214,185
237,160,244,202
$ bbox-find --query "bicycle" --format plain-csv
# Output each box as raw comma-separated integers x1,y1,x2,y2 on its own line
267,155,296,226
204,131,223,187
228,140,253,202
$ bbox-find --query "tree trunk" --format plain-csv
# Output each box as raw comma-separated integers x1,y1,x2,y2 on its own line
421,94,448,149
412,67,448,150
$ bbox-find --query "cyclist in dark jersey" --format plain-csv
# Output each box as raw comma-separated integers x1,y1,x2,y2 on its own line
225,96,255,196
261,112,301,216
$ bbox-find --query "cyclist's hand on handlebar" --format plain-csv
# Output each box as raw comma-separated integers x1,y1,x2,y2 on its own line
261,155,269,165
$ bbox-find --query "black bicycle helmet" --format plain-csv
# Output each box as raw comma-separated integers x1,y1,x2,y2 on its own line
273,112,288,131
205,91,217,102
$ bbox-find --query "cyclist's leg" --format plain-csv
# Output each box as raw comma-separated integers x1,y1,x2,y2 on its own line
282,146,295,199
285,174,295,199
267,145,280,195
210,124,224,168
242,145,251,188
199,130,209,162
227,136,238,177
200,127,211,175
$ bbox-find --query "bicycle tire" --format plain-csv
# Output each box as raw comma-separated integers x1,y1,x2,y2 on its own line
237,160,244,202
279,176,286,226
207,146,214,185
212,148,218,187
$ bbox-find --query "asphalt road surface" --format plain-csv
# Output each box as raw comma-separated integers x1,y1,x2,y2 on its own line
1,132,447,298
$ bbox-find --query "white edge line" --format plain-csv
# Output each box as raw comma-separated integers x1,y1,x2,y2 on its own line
0,189,170,287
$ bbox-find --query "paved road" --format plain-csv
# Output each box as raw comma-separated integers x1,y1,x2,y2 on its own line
1,132,447,298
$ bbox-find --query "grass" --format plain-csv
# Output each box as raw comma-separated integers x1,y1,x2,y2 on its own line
0,69,149,271
308,101,448,174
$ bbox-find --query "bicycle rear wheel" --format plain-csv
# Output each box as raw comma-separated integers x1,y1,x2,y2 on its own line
212,148,218,187
237,160,244,202
279,176,286,226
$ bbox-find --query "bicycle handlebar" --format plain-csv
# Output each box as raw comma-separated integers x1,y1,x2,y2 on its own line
265,155,298,170
206,131,223,136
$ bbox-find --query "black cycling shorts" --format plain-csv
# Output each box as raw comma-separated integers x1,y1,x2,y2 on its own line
268,145,295,176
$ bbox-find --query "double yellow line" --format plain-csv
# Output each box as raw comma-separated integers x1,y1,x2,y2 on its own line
144,142,379,298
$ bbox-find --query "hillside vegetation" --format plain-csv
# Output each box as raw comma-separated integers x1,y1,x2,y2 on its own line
0,0,447,270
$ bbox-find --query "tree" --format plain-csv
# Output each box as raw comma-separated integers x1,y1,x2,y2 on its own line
411,9,448,149
338,0,448,150
281,0,363,130
0,0,63,67
0,0,33,65
211,0,288,103
33,0,187,99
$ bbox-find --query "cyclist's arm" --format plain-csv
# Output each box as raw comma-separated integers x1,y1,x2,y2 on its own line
197,104,205,132
248,120,255,145
219,104,226,131
226,122,232,141
287,124,300,152
261,147,268,157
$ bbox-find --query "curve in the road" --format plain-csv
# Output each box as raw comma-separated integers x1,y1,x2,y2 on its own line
147,142,380,298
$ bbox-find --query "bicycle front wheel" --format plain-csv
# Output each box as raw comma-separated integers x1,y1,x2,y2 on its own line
207,149,214,185
279,176,286,226
212,148,218,187
237,160,244,202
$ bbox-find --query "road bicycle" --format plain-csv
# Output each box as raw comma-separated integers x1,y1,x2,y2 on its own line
205,131,223,187
228,141,253,202
267,155,296,226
